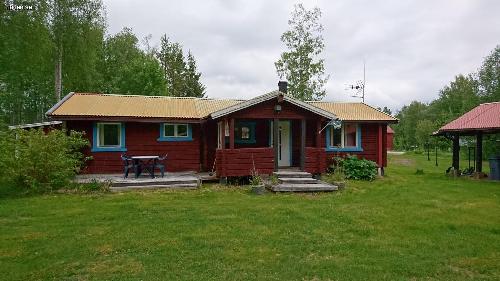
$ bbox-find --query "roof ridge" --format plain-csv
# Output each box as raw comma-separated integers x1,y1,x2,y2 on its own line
74,92,249,101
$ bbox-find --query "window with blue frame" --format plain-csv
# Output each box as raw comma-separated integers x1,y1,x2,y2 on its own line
326,123,363,152
158,123,193,141
92,122,126,152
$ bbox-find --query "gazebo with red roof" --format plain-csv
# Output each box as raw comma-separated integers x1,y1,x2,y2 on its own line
433,102,500,173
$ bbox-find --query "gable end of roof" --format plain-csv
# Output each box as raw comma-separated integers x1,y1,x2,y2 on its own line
210,91,337,120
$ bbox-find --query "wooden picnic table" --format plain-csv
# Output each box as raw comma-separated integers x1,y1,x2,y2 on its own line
131,155,159,178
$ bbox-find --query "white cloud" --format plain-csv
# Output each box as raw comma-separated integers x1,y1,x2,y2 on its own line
104,0,500,111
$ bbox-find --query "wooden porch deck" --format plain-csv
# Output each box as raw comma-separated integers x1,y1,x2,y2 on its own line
75,172,200,191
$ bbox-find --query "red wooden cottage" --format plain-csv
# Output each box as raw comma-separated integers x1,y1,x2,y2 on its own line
46,82,397,178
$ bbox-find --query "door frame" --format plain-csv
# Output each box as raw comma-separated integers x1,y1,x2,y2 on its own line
269,120,292,167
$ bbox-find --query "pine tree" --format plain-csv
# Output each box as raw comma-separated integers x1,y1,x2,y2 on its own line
156,35,186,96
185,51,206,97
156,35,206,97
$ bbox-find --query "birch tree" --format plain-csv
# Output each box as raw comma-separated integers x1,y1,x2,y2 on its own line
275,3,329,101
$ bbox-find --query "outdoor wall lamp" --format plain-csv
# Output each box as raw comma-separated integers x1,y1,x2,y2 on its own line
274,104,282,112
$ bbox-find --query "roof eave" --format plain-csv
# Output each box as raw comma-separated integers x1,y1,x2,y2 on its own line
45,92,75,116
338,119,398,123
48,115,205,123
283,96,337,120
210,91,279,119
434,127,500,136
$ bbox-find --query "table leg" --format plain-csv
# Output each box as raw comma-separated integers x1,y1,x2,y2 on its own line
134,159,141,178
151,159,156,178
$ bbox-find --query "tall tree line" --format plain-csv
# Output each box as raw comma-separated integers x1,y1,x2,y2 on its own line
0,1,205,126
155,35,205,98
393,45,500,158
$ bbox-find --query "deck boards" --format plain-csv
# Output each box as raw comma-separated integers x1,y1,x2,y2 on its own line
75,172,200,190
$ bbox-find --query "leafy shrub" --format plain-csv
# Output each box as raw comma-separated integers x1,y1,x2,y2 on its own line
337,155,377,181
249,173,263,186
269,174,279,185
326,157,346,182
74,179,112,193
0,128,90,191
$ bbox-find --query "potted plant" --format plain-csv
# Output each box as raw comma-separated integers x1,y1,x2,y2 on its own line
250,155,265,195
250,173,265,195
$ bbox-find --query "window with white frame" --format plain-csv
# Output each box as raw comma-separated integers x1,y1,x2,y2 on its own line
96,123,122,148
163,124,188,138
329,123,359,148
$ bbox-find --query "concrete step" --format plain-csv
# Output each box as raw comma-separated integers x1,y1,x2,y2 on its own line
111,183,198,191
273,171,312,178
279,177,318,184
271,183,338,192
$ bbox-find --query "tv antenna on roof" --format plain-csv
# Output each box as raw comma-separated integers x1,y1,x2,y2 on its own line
345,60,366,103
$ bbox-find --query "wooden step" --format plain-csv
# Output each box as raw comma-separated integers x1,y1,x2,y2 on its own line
279,177,318,184
273,171,312,178
271,183,338,192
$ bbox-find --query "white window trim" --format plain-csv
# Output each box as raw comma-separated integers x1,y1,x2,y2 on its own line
163,123,189,138
97,122,122,148
330,123,359,148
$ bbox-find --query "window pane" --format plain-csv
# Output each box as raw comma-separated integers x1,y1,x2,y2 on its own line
241,126,250,139
344,124,357,147
164,124,175,137
224,120,229,137
331,127,341,147
99,124,120,147
177,124,188,137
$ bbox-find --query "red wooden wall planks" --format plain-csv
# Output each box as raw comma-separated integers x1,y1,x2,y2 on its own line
304,147,327,174
67,121,201,174
325,123,387,168
216,148,274,177
66,119,388,175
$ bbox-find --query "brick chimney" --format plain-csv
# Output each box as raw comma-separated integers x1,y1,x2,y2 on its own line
278,81,288,94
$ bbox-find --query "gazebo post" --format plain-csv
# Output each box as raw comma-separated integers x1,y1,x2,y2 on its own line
476,132,483,173
452,134,460,173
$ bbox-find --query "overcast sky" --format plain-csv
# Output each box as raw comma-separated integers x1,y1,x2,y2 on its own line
103,0,500,112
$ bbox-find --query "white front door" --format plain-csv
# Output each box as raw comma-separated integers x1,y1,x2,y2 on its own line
278,121,291,167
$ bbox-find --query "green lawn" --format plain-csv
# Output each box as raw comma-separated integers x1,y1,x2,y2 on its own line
1,153,499,281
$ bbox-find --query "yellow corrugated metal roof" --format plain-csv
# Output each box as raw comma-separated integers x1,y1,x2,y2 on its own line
307,102,397,122
195,99,244,118
48,92,397,122
49,93,244,119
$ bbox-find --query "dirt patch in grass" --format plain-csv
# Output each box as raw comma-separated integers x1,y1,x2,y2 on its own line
88,258,143,275
392,158,415,166
95,244,113,256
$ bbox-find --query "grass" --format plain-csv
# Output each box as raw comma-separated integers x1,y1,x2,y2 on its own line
0,153,499,281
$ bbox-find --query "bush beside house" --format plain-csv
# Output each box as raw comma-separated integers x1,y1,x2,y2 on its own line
335,156,378,181
0,129,90,191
